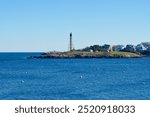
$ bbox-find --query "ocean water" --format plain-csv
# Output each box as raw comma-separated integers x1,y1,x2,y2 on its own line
0,53,150,100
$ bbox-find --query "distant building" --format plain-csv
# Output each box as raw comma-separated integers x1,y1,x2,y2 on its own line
141,42,150,49
112,45,124,52
136,44,146,52
147,47,150,52
89,49,93,52
125,44,136,52
101,44,112,52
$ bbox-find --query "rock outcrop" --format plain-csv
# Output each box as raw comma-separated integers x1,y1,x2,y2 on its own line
28,52,141,59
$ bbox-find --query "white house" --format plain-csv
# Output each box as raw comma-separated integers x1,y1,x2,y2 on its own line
112,45,124,52
125,44,136,52
136,44,147,52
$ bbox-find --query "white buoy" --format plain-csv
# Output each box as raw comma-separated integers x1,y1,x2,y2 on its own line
80,76,83,78
21,80,24,83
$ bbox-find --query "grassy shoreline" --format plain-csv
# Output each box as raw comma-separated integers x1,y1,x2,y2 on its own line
29,51,142,59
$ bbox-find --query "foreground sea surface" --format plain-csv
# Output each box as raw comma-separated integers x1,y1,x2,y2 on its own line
0,53,150,100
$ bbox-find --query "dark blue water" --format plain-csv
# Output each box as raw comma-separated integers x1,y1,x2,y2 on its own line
0,53,150,100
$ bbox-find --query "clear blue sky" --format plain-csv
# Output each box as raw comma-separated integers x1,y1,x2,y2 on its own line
0,0,150,52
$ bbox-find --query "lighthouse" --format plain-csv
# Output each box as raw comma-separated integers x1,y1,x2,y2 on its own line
69,32,73,51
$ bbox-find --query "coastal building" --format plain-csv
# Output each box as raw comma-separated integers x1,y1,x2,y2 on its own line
89,49,93,52
101,44,112,52
147,47,150,52
141,42,150,49
136,44,146,52
125,44,136,52
112,45,124,52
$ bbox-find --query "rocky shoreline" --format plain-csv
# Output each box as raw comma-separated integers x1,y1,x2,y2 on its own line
28,51,142,59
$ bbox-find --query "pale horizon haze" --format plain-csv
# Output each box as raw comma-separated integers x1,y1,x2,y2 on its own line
0,0,150,52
